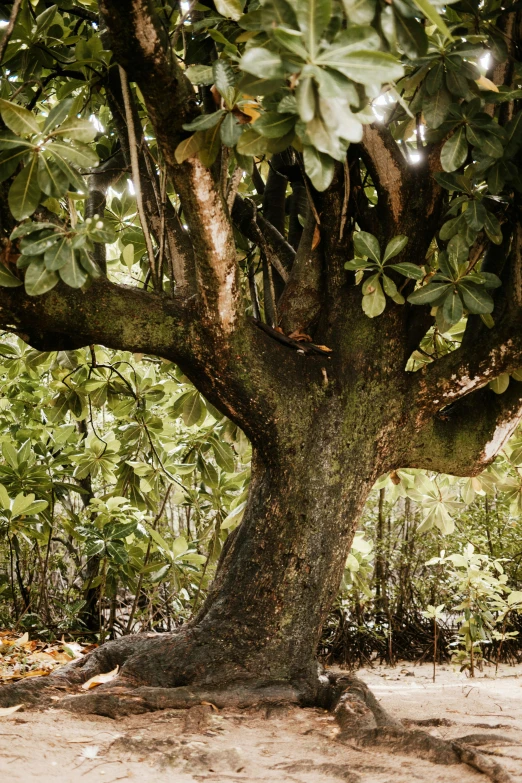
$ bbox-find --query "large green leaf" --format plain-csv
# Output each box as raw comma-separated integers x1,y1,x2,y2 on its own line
214,0,243,20
59,255,88,288
302,145,334,191
8,155,41,220
50,117,97,144
48,140,98,168
240,48,285,80
354,231,381,263
407,280,452,305
458,280,494,314
182,109,226,132
362,278,386,317
422,88,451,129
44,236,72,270
24,259,59,296
317,50,404,86
440,126,468,172
37,155,69,198
442,289,463,324
0,265,22,288
253,112,296,138
0,148,30,184
463,200,487,231
411,0,453,40
296,0,332,57
383,234,408,263
0,100,40,137
341,0,376,25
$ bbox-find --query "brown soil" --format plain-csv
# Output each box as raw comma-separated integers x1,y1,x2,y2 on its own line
2,661,522,782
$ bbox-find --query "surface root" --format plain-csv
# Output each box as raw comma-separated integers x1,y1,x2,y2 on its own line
329,673,516,783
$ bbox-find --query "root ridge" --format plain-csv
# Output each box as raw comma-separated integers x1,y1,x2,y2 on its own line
329,673,516,783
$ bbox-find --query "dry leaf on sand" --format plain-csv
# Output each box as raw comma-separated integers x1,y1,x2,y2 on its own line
0,704,23,717
81,665,119,690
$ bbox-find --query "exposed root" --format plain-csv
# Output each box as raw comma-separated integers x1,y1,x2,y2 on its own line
57,682,302,719
0,636,517,783
328,673,516,783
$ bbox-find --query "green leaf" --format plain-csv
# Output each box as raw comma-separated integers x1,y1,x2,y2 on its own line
182,110,226,132
394,13,428,59
296,77,316,123
303,146,334,191
174,133,203,164
51,117,97,144
383,234,408,262
198,123,222,167
484,211,503,245
183,393,203,427
441,126,468,172
422,87,452,129
442,288,463,324
296,0,332,57
210,436,235,473
214,0,243,21
489,374,510,395
354,231,381,263
388,262,424,280
185,65,214,85
8,155,41,220
407,280,452,305
362,278,386,317
213,60,237,108
220,112,242,147
317,49,404,86
458,280,494,314
0,264,22,288
0,148,30,184
236,129,269,156
463,200,487,231
411,0,453,40
59,254,88,288
253,112,296,138
43,98,74,132
341,0,376,24
48,140,98,168
240,48,285,80
37,155,69,198
44,236,73,271
0,100,40,137
20,230,60,256
24,259,59,296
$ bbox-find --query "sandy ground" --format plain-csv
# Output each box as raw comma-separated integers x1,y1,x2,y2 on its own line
2,661,522,782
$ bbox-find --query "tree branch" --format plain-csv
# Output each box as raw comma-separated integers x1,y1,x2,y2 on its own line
404,382,522,476
232,194,296,272
0,278,191,359
100,0,239,331
278,213,322,335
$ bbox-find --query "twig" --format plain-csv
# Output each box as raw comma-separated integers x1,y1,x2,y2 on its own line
252,319,332,356
0,0,23,65
118,66,159,290
339,159,350,241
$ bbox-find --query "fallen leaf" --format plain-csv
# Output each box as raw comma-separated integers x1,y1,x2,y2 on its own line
289,331,313,342
0,705,23,717
21,669,50,678
81,745,100,759
314,345,333,353
81,665,119,690
13,632,29,647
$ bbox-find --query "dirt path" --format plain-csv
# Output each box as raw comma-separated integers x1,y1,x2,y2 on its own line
1,661,522,782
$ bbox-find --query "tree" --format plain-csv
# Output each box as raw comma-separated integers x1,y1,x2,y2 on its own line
0,0,522,718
